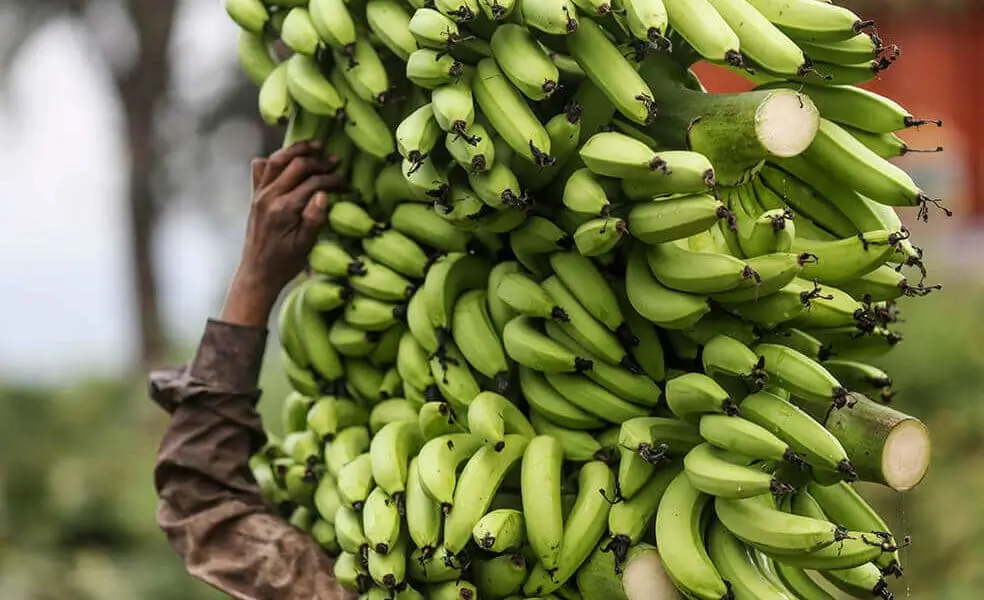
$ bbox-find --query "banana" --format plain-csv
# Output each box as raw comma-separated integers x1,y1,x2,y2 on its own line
701,334,767,389
343,294,403,333
562,167,613,217
625,245,711,329
331,69,396,160
616,289,667,383
258,62,293,126
237,29,277,87
282,391,314,436
337,452,375,509
529,409,606,462
394,583,426,600
279,284,310,367
757,164,856,238
770,493,885,570
472,508,527,552
472,58,553,166
285,428,322,467
700,413,805,464
518,367,605,430
346,358,387,404
822,358,892,399
549,250,625,334
759,327,829,362
470,161,527,209
329,200,380,239
715,493,843,554
792,231,900,285
789,284,866,330
313,474,343,525
296,283,346,382
431,77,476,138
523,461,616,596
406,287,441,355
544,371,649,424
516,103,584,191
581,132,683,179
404,457,443,558
418,401,466,441
665,372,740,418
308,396,369,441
511,216,572,254
284,464,317,509
745,0,871,43
521,0,579,35
447,123,496,173
406,49,465,90
305,278,353,313
473,554,528,598
368,398,417,434
707,0,808,76
656,471,731,600
363,487,402,555
335,504,370,555
325,426,372,477
367,533,408,588
629,193,734,245
770,557,837,600
409,8,462,50
309,0,358,53
329,320,378,358
224,0,269,33
497,274,568,321
567,19,656,125
622,0,669,46
758,81,941,134
336,37,391,105
489,24,560,102
422,252,492,333
416,433,484,509
449,290,510,387
802,118,945,216
542,275,629,366
434,0,481,22
807,480,904,577
819,562,894,599
705,520,796,599
281,7,322,57
684,443,795,498
620,154,717,201
391,203,472,254
606,463,681,567
486,262,523,336
662,0,742,65
349,255,415,302
707,251,811,303
365,0,416,61
617,444,657,500
443,435,531,553
521,435,566,571
734,188,796,257
543,320,660,406
467,391,537,447
573,216,628,257
396,103,443,167
429,340,481,409
334,551,372,594
647,236,760,294
362,229,430,280
753,343,851,408
427,581,480,600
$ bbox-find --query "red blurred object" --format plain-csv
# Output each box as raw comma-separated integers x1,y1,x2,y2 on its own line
690,8,982,221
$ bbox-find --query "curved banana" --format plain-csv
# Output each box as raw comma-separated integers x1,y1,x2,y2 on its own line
625,245,711,329
363,487,402,555
521,434,566,571
706,519,796,599
715,494,842,554
467,391,536,447
325,426,371,477
666,372,740,418
754,343,851,408
404,456,444,559
518,366,605,430
416,433,485,509
684,443,795,498
472,508,527,552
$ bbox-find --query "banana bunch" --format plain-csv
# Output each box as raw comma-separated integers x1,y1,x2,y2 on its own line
227,0,948,597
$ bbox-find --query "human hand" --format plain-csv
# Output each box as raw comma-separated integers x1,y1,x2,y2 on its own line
221,141,344,327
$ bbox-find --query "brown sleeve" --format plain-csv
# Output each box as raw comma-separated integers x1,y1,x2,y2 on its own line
150,319,353,600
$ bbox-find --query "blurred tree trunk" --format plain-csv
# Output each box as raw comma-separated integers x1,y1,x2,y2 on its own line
117,1,177,366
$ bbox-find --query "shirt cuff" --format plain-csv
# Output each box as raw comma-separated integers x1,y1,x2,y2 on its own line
187,319,269,393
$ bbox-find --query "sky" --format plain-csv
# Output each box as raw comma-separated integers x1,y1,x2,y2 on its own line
0,2,243,384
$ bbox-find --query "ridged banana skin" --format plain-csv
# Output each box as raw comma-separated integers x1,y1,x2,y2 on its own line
608,462,681,547
549,251,624,332
443,435,531,554
490,24,560,101
451,290,509,382
754,343,848,407
523,461,616,595
407,49,465,90
370,420,424,497
404,457,444,558
497,273,567,320
792,230,899,285
521,435,566,571
521,0,579,35
542,275,627,366
363,487,402,555
647,239,757,294
567,19,655,125
518,367,605,430
309,0,358,50
629,193,732,245
237,29,277,86
295,283,345,382
417,433,484,508
707,0,808,76
487,262,523,335
529,409,605,462
429,341,481,410
544,371,649,424
655,472,731,600
390,203,472,254
225,0,269,33
662,0,741,65
715,494,840,554
745,0,867,43
330,69,396,160
258,62,293,126
699,413,797,463
423,252,492,331
625,245,711,330
472,58,553,165
665,372,738,418
365,0,416,61
684,443,787,499
706,520,797,599
504,316,590,373
285,54,344,116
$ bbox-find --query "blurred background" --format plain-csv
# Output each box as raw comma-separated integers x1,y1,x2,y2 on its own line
0,0,980,598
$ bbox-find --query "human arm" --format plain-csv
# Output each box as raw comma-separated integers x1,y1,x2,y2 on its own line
151,142,356,600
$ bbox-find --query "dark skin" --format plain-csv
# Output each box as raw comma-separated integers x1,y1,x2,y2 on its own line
221,140,344,328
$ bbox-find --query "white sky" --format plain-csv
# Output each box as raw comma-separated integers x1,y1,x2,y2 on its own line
0,2,244,384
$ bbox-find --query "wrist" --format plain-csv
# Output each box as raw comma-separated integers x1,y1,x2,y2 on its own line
219,266,282,328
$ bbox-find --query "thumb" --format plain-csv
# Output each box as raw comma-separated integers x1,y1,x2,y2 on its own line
300,191,329,235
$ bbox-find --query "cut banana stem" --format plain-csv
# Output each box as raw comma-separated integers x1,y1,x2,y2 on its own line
805,396,930,491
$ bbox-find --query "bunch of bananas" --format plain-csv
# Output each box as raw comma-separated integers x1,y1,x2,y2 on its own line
228,0,945,597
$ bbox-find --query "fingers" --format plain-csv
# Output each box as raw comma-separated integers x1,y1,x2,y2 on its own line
251,159,267,191
300,191,330,234
284,173,347,212
267,156,333,196
259,140,323,188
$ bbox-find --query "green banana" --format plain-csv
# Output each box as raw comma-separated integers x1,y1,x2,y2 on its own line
521,0,579,35
336,452,375,509
308,396,369,441
334,504,369,555
542,275,629,366
472,508,527,552
335,37,391,106
365,0,416,61
700,414,804,464
472,58,553,166
702,333,767,388
431,76,476,137
367,533,408,588
629,193,734,245
224,0,269,33
490,23,560,101
422,252,491,333
544,371,649,424
487,261,523,335
705,519,796,599
684,443,795,498
467,391,536,447
447,123,496,173
416,433,484,509
708,0,808,76
325,426,371,477
518,367,605,430
331,69,396,160
754,343,851,408
390,202,472,253
309,0,358,53
529,409,606,462
451,290,510,386
715,493,843,554
607,463,681,567
405,456,443,559
647,236,759,294
549,250,625,334
497,274,569,321
625,245,711,330
522,434,566,571
363,486,402,555
406,49,465,90
665,372,740,418
662,0,743,65
745,0,871,43
417,401,466,441
473,554,528,598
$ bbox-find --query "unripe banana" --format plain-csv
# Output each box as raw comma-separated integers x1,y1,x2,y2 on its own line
281,7,323,57
529,409,606,462
705,519,799,599
479,0,516,20
625,245,711,330
404,457,443,558
418,400,466,440
362,487,402,555
417,432,484,509
331,69,396,160
396,103,442,167
335,37,392,106
490,24,560,101
473,554,528,598
258,62,293,126
434,0,481,22
334,551,372,594
567,19,656,125
562,167,613,217
467,391,536,447
366,0,416,61
390,203,472,253
518,367,605,430
336,453,374,509
309,0,358,54
715,493,843,554
622,0,669,46
746,0,870,43
431,76,476,137
472,508,527,552
473,58,553,166
225,0,269,34
329,201,381,238
573,216,628,257
406,49,465,90
367,533,408,588
237,29,277,86
447,123,496,173
368,398,417,434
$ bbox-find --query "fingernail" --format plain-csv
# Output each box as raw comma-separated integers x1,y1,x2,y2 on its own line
314,192,328,208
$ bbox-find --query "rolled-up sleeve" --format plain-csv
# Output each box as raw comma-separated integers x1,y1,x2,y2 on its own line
150,319,352,600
